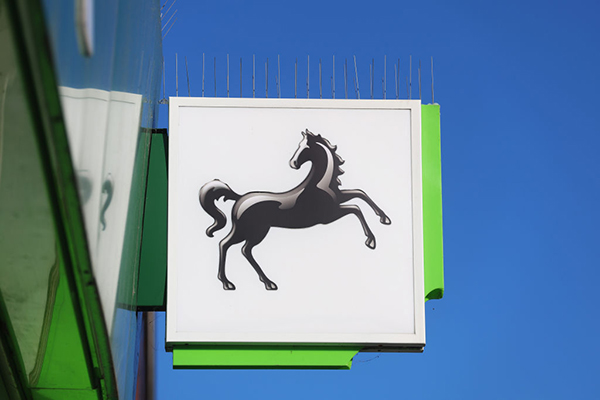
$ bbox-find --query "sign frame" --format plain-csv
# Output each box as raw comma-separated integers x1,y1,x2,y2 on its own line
167,97,426,352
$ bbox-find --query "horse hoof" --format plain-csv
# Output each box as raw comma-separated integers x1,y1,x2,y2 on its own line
365,237,376,249
381,215,391,225
222,280,236,290
265,281,278,291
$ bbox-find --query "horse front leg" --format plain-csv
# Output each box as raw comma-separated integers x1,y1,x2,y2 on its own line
339,189,391,225
331,204,377,249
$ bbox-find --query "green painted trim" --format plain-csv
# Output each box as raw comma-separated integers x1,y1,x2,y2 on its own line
421,104,444,300
5,0,117,398
172,346,360,370
137,130,169,310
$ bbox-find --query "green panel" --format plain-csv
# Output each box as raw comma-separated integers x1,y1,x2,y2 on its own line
421,104,444,301
137,130,168,310
173,346,360,370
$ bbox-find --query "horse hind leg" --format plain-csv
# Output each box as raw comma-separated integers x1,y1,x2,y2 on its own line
218,228,242,290
241,241,278,291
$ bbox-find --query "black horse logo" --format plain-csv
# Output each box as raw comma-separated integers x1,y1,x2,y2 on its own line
199,129,391,290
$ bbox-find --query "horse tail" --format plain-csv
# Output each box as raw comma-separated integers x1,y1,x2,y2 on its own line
199,179,241,237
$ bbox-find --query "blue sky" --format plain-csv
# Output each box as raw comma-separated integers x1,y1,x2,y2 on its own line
154,0,600,398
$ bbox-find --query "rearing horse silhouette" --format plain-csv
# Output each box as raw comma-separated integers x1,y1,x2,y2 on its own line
199,129,391,290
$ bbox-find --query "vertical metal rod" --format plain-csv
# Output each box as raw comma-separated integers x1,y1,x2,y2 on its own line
394,63,398,100
319,58,322,99
383,55,386,99
431,56,434,104
332,55,335,99
315,59,320,99
418,59,421,100
308,56,311,98
295,58,297,98
330,76,333,99
265,58,268,98
406,76,409,98
344,59,348,99
214,57,216,97
252,54,255,98
202,53,205,97
227,54,229,97
353,55,359,99
175,53,179,97
277,55,281,98
370,59,373,99
240,58,242,98
409,55,412,100
397,59,400,99
162,56,166,99
185,56,191,96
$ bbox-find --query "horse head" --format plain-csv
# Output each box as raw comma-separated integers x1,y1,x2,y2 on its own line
289,129,317,169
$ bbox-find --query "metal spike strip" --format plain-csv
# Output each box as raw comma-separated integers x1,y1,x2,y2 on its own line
166,55,435,101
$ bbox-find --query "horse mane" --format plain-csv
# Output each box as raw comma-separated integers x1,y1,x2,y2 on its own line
305,129,346,188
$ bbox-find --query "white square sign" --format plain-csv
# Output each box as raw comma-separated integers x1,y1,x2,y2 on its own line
167,98,425,350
